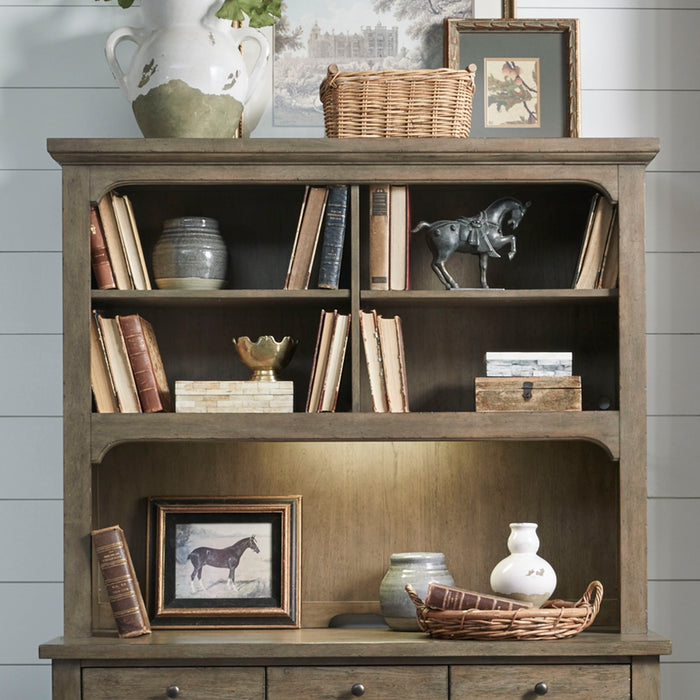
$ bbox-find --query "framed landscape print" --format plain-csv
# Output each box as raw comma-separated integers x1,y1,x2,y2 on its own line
444,19,580,137
147,496,301,628
249,1,508,137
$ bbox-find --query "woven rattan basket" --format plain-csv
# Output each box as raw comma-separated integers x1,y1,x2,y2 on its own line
406,580,603,641
319,63,477,138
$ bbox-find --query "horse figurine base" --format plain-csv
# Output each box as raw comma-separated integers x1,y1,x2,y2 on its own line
412,197,531,289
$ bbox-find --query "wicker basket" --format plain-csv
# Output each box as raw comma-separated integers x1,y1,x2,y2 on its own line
319,63,476,138
406,580,603,641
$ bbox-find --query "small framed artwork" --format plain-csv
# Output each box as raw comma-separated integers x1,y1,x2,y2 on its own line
147,496,301,628
444,19,580,137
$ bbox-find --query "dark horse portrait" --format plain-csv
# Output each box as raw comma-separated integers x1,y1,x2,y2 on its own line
412,197,531,289
187,535,260,592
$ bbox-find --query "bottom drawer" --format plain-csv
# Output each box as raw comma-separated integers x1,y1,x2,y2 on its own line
267,666,448,699
451,664,630,699
82,666,264,700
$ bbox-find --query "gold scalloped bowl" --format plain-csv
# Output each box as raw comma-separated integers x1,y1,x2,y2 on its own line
232,335,298,382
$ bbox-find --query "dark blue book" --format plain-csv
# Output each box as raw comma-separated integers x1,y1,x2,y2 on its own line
317,185,349,289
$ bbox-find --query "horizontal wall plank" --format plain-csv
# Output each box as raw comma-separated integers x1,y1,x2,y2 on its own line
648,417,700,498
647,335,700,416
0,501,62,582
519,7,700,91
0,666,51,700
0,6,125,88
0,171,62,251
660,663,700,700
0,583,62,665
0,253,62,334
582,91,700,172
0,88,141,170
646,173,700,253
649,581,700,663
648,498,700,580
646,253,700,334
0,336,62,416
0,418,62,499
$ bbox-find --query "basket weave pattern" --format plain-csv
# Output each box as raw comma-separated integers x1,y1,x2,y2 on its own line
319,64,476,138
406,580,603,641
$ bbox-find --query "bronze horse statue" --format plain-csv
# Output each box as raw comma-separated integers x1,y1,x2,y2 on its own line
187,535,260,592
412,197,531,289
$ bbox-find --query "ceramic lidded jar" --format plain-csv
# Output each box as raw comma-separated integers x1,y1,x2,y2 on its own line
104,0,269,137
152,216,227,290
379,552,454,631
489,522,557,607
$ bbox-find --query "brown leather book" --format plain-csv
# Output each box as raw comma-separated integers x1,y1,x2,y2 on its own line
91,525,151,638
425,582,533,611
117,314,172,412
369,185,390,290
90,204,116,290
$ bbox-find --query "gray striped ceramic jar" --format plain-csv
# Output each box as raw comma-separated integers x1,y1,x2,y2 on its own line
153,216,227,290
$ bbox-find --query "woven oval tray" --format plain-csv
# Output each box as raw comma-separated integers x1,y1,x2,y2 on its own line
406,580,603,640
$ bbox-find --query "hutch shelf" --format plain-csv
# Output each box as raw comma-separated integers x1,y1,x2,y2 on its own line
41,138,670,699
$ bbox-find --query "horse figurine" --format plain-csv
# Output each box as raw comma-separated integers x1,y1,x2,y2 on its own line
187,535,260,592
412,197,531,289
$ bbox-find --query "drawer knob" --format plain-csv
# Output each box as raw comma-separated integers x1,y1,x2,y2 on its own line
351,682,366,696
166,685,181,698
534,682,548,695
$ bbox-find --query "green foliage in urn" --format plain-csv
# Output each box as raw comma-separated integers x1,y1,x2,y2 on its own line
102,0,282,28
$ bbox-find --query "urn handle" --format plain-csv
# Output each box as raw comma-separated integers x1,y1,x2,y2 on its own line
231,28,270,104
105,26,146,96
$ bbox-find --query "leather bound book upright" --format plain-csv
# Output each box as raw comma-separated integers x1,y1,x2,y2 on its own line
318,185,349,290
117,314,172,412
89,204,116,290
91,525,151,638
425,582,533,611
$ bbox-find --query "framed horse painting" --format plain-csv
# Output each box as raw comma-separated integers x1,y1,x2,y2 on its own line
146,496,301,628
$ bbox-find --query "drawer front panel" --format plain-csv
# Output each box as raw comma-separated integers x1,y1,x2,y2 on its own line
82,666,264,700
451,664,630,699
267,665,448,699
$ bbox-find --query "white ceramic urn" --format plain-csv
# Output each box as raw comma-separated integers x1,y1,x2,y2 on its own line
489,522,557,607
105,0,269,137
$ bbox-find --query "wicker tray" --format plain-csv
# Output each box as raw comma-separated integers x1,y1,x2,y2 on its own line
406,580,603,641
319,63,476,138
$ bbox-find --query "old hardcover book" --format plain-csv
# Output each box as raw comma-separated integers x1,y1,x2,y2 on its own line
285,186,329,289
378,314,409,413
97,193,132,290
90,311,118,413
369,185,390,290
319,312,350,412
318,185,349,290
117,314,172,413
425,582,533,611
123,193,152,290
359,309,388,412
597,206,619,289
306,309,337,412
92,525,151,638
574,196,615,289
389,185,409,290
96,313,141,413
89,204,116,290
111,192,150,291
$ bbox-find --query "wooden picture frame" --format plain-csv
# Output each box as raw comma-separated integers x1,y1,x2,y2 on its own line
147,496,301,629
444,19,580,137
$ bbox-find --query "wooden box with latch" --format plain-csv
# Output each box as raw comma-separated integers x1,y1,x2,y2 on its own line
474,376,582,412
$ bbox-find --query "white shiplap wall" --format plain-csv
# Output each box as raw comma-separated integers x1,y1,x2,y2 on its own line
0,1,696,697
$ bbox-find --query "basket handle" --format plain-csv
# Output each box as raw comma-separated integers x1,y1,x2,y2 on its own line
578,580,604,611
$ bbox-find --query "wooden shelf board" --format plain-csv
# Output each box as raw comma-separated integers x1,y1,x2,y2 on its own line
90,411,620,463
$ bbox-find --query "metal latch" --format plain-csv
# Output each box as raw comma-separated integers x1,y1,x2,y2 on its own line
522,381,533,401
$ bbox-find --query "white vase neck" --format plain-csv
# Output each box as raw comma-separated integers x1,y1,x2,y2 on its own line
507,522,540,554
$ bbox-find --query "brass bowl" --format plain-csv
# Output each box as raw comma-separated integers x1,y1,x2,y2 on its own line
233,335,298,382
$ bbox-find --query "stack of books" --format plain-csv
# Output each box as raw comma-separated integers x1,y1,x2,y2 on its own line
90,311,171,413
91,191,151,290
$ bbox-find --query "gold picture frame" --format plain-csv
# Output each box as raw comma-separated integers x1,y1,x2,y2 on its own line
147,496,301,629
445,18,580,137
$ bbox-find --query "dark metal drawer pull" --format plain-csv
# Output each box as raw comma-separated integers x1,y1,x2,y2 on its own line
166,685,181,698
351,682,366,696
534,681,548,695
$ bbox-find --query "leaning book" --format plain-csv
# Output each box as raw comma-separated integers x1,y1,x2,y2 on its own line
91,525,151,638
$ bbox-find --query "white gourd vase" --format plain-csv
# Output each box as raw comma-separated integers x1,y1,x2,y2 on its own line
489,522,557,607
105,0,269,137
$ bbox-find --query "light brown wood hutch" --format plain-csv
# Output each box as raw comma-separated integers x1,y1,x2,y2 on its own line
40,138,670,698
